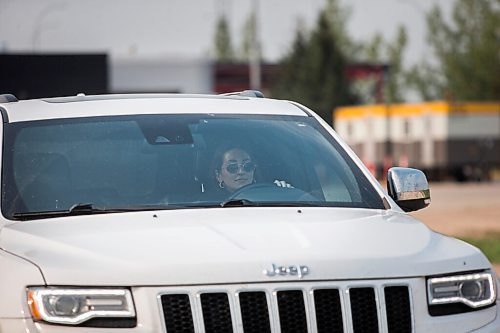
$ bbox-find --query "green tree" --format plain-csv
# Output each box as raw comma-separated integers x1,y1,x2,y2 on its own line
364,32,384,61
360,26,408,104
385,26,408,103
271,28,308,100
214,15,235,62
408,0,500,101
240,12,258,60
271,9,357,125
323,0,359,58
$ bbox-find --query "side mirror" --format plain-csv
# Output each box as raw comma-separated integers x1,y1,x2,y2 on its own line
387,167,431,212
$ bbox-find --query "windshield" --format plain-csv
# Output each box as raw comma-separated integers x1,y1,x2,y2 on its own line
2,114,385,219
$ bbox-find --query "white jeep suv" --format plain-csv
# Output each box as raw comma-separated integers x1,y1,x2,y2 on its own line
0,92,498,332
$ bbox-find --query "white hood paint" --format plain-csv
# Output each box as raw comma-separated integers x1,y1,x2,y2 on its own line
0,207,490,286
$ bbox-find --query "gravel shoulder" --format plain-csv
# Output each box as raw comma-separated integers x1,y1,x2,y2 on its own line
410,182,500,238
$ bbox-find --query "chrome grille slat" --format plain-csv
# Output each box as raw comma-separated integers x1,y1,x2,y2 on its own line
159,281,413,333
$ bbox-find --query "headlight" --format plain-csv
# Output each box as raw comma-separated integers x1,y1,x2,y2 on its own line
27,287,135,326
427,272,497,315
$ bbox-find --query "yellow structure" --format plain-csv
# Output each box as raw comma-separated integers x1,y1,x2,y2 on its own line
334,101,500,180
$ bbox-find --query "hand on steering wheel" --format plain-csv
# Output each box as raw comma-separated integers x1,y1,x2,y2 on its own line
273,179,293,188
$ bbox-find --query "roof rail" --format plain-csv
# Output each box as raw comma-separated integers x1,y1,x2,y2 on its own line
0,94,19,103
220,90,265,98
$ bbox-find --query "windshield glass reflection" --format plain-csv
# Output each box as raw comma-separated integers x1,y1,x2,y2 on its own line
2,114,385,219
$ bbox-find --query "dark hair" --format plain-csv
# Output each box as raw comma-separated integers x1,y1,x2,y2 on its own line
212,145,251,171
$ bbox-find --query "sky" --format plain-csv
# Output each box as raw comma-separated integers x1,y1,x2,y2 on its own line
0,0,455,68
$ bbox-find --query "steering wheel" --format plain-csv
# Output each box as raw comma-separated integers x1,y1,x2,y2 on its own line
227,182,319,202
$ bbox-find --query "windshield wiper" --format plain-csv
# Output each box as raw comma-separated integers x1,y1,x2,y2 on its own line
220,199,260,208
68,203,102,214
220,199,323,208
12,203,121,220
11,202,224,220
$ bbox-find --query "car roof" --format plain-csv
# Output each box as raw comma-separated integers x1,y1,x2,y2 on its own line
0,93,310,123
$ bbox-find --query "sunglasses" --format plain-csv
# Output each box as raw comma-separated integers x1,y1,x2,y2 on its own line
224,161,256,174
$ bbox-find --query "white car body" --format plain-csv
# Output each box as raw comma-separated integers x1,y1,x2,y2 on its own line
0,92,498,332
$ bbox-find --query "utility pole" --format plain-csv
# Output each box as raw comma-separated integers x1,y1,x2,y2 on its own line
249,0,261,90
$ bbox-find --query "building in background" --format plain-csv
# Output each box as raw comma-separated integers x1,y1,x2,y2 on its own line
0,54,213,99
334,102,500,181
0,54,108,99
214,63,281,96
111,57,213,94
2,54,387,101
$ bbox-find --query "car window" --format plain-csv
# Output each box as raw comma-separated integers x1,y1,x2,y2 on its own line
2,114,385,219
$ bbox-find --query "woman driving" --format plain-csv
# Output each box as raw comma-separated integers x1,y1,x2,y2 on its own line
214,147,256,193
212,145,293,201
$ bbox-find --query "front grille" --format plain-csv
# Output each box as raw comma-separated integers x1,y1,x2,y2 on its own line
277,290,308,332
314,289,343,333
200,293,233,333
239,291,272,333
161,294,195,333
160,282,413,333
385,286,412,332
350,287,379,332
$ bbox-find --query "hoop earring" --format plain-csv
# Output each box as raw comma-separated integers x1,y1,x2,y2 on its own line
218,181,225,189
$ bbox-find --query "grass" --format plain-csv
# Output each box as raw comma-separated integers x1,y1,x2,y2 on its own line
460,235,500,264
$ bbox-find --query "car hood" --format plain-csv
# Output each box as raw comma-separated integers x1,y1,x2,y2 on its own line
0,207,490,285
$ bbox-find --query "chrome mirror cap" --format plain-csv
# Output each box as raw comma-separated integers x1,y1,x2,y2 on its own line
387,167,431,212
